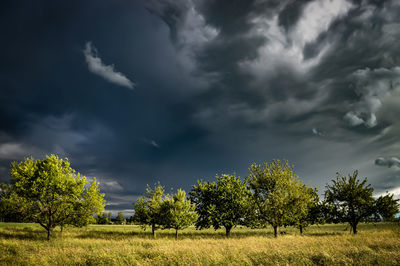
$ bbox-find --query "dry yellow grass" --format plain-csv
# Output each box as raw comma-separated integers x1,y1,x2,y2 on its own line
1,222,399,265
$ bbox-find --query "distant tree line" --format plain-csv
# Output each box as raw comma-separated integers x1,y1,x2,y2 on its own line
0,156,399,240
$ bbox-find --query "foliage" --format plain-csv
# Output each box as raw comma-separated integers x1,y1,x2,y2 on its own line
133,184,166,237
162,189,197,239
0,182,24,222
2,155,105,239
324,170,375,234
97,212,112,224
247,160,311,237
375,193,399,221
292,186,321,234
189,174,250,237
115,212,126,225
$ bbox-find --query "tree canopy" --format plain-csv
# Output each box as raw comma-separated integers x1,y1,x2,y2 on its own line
190,174,250,237
115,212,126,225
163,189,197,239
324,170,375,234
248,160,311,237
3,155,105,239
133,184,166,237
292,186,321,234
375,193,399,221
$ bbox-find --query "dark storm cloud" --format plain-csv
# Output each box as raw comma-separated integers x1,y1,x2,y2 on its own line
144,0,400,192
2,0,400,216
0,0,209,212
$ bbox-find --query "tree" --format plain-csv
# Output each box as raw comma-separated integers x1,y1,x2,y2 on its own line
2,155,105,240
97,212,110,224
162,189,197,239
375,193,399,221
133,184,166,237
115,212,126,225
292,186,321,234
324,170,375,234
0,182,23,222
190,174,250,237
248,160,310,237
108,212,112,224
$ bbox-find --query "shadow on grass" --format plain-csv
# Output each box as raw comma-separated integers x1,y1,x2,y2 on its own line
306,231,344,237
0,230,46,241
0,227,343,241
74,229,279,240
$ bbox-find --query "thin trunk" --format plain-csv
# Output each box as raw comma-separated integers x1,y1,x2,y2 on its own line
299,225,303,235
60,225,64,233
175,229,178,240
47,227,52,240
273,225,278,238
352,223,357,235
48,209,52,240
225,226,232,238
152,223,156,238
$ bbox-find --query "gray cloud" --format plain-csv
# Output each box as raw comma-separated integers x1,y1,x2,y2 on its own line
150,140,160,148
344,67,400,128
84,42,134,89
312,127,324,136
375,156,400,168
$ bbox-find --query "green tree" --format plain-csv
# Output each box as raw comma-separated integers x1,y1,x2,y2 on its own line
108,212,112,224
324,170,375,234
96,212,108,224
115,212,126,225
292,187,320,234
190,174,250,237
0,182,17,222
3,155,105,240
162,189,197,239
133,184,166,237
375,193,399,221
248,160,310,237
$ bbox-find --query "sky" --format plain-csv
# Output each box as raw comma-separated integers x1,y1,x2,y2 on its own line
1,0,400,216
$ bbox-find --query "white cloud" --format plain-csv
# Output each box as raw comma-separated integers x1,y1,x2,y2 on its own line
84,42,134,89
343,112,365,126
294,0,353,45
240,0,353,81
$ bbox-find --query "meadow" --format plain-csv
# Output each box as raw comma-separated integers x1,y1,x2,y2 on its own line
0,222,399,265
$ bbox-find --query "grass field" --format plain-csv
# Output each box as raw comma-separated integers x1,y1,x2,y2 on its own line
1,222,399,265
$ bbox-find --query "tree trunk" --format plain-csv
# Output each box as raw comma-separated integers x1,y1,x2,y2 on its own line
47,228,52,240
152,224,156,238
299,225,303,235
273,225,278,238
175,229,178,240
352,223,357,235
60,225,64,233
225,226,232,237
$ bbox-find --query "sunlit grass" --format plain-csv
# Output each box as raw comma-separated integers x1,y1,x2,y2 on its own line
1,222,399,265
